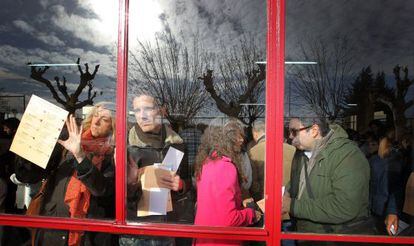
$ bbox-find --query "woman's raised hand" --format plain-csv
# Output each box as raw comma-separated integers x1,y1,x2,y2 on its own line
58,114,85,163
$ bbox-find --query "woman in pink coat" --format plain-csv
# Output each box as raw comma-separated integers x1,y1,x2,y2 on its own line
194,119,261,246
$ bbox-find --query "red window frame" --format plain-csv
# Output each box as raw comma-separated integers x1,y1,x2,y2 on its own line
0,0,413,245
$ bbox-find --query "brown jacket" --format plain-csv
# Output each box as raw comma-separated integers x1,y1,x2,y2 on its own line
248,136,265,202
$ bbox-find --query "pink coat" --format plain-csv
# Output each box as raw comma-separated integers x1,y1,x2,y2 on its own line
194,156,255,246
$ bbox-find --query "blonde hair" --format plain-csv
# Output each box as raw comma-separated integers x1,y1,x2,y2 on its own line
82,102,116,140
378,137,392,159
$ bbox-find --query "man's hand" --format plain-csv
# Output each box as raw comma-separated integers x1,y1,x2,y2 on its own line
160,173,182,191
385,214,399,236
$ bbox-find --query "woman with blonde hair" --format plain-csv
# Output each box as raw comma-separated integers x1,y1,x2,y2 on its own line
15,102,116,246
193,118,261,246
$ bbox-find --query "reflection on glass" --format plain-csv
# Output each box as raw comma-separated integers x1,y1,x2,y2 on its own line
284,0,414,238
0,0,118,244
126,0,267,236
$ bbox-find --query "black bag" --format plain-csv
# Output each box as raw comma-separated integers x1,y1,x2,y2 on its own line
167,187,195,223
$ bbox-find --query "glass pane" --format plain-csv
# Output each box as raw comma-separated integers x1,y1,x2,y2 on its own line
284,0,414,239
126,0,267,232
0,0,118,242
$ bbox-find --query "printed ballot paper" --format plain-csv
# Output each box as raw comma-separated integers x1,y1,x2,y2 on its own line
137,147,184,216
10,95,68,169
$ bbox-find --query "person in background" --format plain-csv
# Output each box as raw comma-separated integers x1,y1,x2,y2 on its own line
0,117,20,213
402,140,414,232
0,117,20,245
179,124,202,188
193,118,261,246
15,102,117,246
240,149,253,199
248,119,265,202
377,137,405,236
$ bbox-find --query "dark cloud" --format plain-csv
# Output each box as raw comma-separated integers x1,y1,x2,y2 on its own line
286,0,414,117
0,0,117,106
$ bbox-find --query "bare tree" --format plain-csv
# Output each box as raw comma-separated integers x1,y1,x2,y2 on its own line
198,35,266,127
346,67,394,132
28,58,100,114
346,67,376,132
290,36,354,120
129,25,209,129
377,65,413,141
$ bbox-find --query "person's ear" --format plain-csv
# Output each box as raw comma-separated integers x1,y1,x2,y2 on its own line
310,124,320,138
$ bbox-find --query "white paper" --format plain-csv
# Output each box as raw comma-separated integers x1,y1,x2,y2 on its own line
162,147,184,172
10,95,68,169
147,187,169,215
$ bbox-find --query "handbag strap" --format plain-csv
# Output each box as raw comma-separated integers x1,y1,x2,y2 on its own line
32,179,48,199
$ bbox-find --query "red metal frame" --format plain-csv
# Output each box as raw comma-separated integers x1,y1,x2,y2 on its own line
265,0,285,245
115,0,128,226
1,0,414,245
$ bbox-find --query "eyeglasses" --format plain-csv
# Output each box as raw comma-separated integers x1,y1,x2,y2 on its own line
289,125,312,137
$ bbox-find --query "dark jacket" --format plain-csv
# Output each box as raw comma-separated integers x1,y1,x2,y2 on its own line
369,149,404,216
127,124,191,223
289,124,370,233
0,137,17,213
15,144,115,246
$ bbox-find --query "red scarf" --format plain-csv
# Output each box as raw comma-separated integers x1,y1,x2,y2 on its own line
64,128,112,246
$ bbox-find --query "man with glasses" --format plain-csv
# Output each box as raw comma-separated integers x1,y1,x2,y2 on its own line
282,116,370,237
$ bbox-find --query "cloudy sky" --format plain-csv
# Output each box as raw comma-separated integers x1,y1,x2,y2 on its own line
286,0,414,73
0,0,412,117
286,0,414,117
0,0,119,110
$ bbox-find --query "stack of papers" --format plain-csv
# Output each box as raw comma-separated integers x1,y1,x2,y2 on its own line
137,147,184,216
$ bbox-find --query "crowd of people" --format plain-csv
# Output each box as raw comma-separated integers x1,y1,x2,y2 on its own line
0,94,412,246
282,118,413,245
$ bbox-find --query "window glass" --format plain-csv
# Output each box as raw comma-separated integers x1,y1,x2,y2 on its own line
284,0,414,238
126,0,267,234
0,0,118,244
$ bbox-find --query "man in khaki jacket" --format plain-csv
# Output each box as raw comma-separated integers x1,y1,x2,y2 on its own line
249,119,296,202
249,120,266,202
